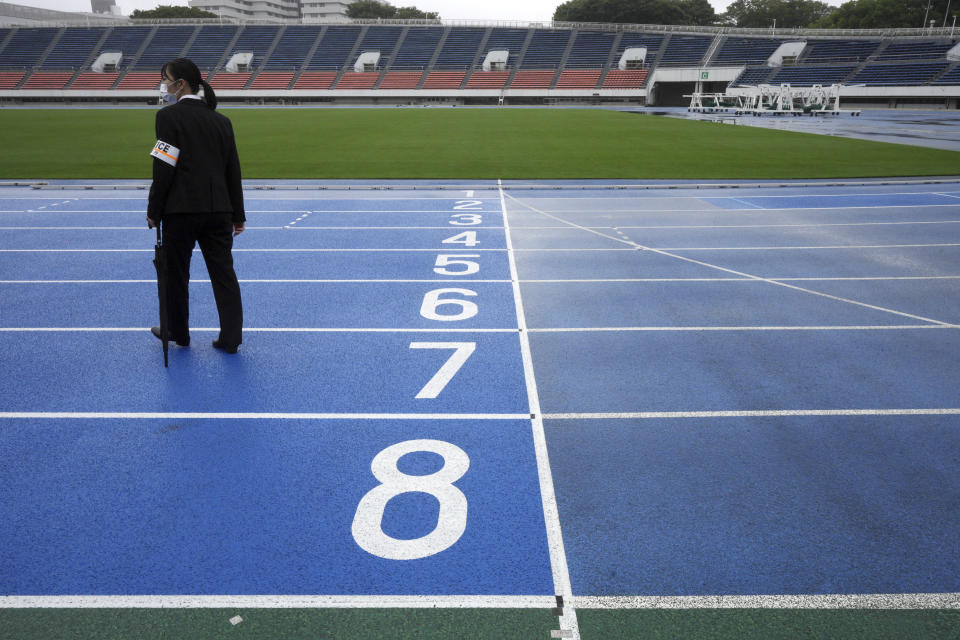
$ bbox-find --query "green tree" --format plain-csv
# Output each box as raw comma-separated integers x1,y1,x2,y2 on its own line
813,0,950,28
346,0,439,19
553,0,711,25
722,0,834,28
130,5,216,19
679,0,718,25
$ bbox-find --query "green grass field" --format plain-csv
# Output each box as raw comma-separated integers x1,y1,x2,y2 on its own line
1,108,959,180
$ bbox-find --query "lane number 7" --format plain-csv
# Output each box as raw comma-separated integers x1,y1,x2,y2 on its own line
409,342,476,399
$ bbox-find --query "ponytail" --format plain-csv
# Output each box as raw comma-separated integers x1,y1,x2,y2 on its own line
200,79,217,110
162,58,217,110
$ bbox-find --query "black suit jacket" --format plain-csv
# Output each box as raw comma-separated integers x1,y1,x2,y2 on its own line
147,98,245,223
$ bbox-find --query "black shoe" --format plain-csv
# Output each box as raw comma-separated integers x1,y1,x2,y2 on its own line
212,338,238,354
151,326,189,347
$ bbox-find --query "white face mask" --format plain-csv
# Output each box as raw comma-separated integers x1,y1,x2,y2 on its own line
159,82,178,105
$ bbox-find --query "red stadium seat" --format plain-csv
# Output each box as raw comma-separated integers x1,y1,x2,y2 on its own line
421,71,465,89
465,71,510,89
555,69,602,89
378,72,423,89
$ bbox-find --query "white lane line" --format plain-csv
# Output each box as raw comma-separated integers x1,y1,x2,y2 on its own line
0,412,529,420
0,210,501,215
509,204,960,213
502,193,955,327
0,327,517,333
728,197,762,209
572,593,960,609
0,248,509,253
658,243,960,251
500,178,581,640
542,409,960,420
2,277,958,284
519,189,960,200
527,325,957,332
0,279,513,284
933,192,960,200
609,220,960,229
0,226,508,230
0,595,555,609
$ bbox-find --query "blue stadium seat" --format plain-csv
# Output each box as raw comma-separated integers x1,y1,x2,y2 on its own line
230,25,280,69
520,29,570,69
770,64,856,86
354,26,403,68
732,66,774,86
932,63,960,84
616,33,663,66
308,26,361,70
183,25,238,70
565,31,616,68
42,27,106,70
263,25,322,70
390,27,443,70
1,28,59,69
713,37,782,65
849,62,949,86
876,40,956,61
98,26,153,70
485,28,528,69
135,26,195,70
802,40,880,63
660,35,712,66
433,28,485,69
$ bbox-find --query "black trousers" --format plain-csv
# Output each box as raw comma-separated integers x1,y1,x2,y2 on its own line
162,213,243,347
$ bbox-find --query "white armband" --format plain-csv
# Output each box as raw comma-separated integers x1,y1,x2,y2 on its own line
150,140,180,167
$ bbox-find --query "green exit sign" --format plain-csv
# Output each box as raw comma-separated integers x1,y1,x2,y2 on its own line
700,71,709,80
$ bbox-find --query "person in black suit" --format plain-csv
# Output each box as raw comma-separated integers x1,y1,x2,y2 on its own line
146,58,245,354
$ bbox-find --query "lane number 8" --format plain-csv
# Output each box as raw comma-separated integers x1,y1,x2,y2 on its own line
352,440,470,560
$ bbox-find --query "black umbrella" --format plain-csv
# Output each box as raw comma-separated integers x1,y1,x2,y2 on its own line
153,225,169,367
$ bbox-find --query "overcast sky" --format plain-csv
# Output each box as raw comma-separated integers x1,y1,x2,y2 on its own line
13,0,844,21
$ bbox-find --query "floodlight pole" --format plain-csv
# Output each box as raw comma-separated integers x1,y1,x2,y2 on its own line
944,0,952,26
923,0,933,28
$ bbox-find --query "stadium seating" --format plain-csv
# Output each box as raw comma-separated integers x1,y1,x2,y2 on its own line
1,27,59,68
732,66,774,86
660,35,712,65
249,71,295,89
136,26,195,69
484,28,528,69
390,27,442,70
308,26,361,69
565,31,616,68
510,69,556,88
713,37,782,65
230,25,280,69
0,71,24,88
932,63,960,84
264,25,321,70
184,26,237,70
69,72,119,89
465,71,510,89
98,26,153,69
293,71,337,89
335,72,380,89
555,69,602,88
207,72,250,89
42,27,106,70
802,40,880,63
849,62,949,86
354,25,403,68
1,23,956,102
769,64,857,85
876,40,955,61
602,69,648,88
378,71,423,89
21,71,73,89
433,28,484,69
421,71,465,89
116,72,159,89
520,30,570,69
